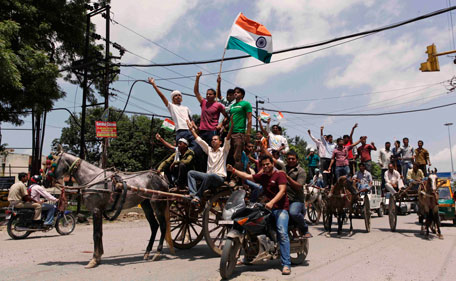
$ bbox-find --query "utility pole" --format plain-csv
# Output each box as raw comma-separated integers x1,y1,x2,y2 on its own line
101,4,110,169
255,96,264,132
444,123,455,179
79,13,90,160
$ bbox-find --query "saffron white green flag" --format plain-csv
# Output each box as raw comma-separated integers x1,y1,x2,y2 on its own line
260,111,271,121
226,13,273,63
161,118,175,132
274,112,284,120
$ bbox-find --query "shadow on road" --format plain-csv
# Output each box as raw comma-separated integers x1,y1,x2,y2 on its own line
3,234,61,241
37,244,220,268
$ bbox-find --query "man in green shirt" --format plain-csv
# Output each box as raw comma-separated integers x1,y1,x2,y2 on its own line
229,87,252,172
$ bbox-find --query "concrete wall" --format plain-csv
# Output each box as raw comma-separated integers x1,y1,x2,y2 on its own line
0,152,33,182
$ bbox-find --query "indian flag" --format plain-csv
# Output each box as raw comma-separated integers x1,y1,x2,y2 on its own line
260,111,270,121
226,13,273,63
161,118,175,132
274,112,284,120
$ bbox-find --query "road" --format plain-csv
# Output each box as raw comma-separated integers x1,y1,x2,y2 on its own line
1,213,455,281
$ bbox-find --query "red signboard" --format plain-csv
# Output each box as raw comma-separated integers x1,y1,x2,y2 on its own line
96,121,117,138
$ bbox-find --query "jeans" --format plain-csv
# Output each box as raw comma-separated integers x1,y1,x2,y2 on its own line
42,203,55,225
187,170,224,200
271,209,291,267
401,162,412,184
362,160,372,173
381,169,387,190
313,178,325,188
307,166,317,183
357,183,371,192
289,201,308,234
165,162,189,188
320,157,332,186
417,164,428,177
199,130,217,146
335,166,350,180
245,180,262,202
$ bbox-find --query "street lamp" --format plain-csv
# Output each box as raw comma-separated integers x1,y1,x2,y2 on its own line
444,122,454,179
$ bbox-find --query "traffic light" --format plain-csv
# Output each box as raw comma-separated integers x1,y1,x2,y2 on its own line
419,44,440,72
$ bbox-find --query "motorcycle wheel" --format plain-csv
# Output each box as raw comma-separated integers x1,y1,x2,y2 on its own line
56,213,76,235
7,217,32,240
220,238,240,279
291,236,309,265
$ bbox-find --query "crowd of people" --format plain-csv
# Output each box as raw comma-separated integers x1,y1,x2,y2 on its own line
148,74,433,275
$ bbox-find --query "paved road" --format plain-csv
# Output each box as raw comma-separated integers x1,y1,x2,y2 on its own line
1,213,455,281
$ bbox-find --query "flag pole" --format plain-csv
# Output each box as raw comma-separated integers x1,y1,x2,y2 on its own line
218,48,227,77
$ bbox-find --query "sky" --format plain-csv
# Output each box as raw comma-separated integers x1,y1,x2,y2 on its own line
3,0,456,174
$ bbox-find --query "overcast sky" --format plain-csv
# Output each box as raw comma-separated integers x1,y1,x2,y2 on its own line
3,0,456,173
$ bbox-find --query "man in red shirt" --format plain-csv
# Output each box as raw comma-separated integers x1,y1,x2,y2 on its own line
357,136,376,172
228,155,291,275
343,123,358,176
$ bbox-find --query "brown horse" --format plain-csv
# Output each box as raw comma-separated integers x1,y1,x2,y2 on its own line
418,178,443,239
52,150,175,268
325,176,356,236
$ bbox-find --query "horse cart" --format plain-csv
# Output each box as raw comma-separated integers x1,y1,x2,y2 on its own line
388,179,443,238
322,177,371,235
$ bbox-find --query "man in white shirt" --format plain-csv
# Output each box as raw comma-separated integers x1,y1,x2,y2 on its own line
378,141,393,190
320,126,336,186
186,119,233,203
259,118,289,155
307,129,325,158
384,163,404,195
148,78,199,153
400,137,414,184
29,175,58,226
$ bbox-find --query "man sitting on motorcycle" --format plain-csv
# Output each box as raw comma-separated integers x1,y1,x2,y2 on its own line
228,155,292,275
7,173,42,226
29,175,58,227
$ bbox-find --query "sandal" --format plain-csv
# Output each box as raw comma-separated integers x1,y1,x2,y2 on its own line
304,232,313,239
282,266,291,275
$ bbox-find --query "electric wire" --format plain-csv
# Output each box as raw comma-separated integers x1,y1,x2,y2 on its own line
118,6,456,68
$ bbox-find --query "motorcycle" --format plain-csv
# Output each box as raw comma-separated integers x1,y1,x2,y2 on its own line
219,190,309,279
5,203,76,239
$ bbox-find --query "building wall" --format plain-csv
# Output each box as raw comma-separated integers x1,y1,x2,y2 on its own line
0,152,31,182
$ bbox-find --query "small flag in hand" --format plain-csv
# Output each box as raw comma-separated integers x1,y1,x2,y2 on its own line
274,112,284,120
161,118,175,132
260,112,271,122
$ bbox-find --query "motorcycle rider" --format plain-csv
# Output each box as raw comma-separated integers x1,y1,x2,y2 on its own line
227,155,291,275
29,175,58,227
7,173,42,227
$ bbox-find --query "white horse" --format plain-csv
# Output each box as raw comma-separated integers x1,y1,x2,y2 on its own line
304,184,325,224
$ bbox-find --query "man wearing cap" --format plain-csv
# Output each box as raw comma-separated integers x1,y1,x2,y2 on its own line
305,148,319,183
157,138,195,188
148,77,199,153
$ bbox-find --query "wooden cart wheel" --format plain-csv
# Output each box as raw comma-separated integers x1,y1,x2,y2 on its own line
388,196,397,232
363,195,371,233
203,190,231,256
307,203,318,224
169,199,204,249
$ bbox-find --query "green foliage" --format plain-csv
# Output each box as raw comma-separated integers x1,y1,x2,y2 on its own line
371,162,382,179
0,0,105,125
286,135,310,170
53,107,176,171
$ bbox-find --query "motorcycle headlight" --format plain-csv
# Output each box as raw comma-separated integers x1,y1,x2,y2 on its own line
222,208,235,220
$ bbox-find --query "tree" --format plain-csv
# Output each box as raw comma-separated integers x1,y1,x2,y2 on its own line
54,108,176,171
1,1,110,173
